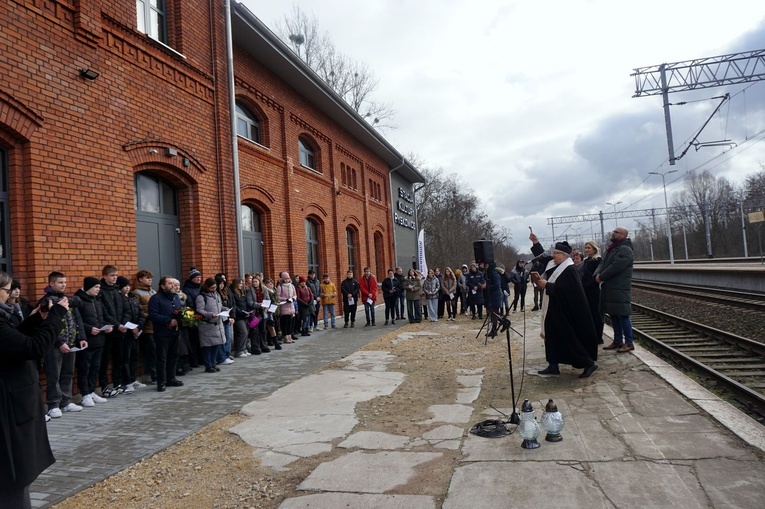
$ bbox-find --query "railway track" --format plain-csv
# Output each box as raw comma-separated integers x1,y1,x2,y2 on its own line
629,302,765,420
632,280,765,311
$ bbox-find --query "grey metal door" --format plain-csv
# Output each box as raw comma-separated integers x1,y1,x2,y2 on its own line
242,205,263,275
135,173,181,280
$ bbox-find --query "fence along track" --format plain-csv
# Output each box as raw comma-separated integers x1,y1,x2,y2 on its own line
632,280,765,311
630,303,765,419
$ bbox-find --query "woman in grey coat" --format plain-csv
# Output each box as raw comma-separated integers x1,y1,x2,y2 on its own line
195,278,226,373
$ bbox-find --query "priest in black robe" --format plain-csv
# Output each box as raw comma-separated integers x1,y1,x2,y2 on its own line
530,234,599,378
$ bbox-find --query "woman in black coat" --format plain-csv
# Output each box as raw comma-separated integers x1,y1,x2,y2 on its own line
0,271,69,508
582,241,604,344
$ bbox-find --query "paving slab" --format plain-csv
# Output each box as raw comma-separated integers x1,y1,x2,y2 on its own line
418,404,474,424
338,431,412,450
297,451,442,493
279,493,436,509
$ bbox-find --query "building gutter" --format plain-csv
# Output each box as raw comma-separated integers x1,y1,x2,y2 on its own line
225,0,245,276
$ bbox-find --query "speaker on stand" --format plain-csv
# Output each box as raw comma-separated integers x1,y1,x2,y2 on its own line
473,240,494,264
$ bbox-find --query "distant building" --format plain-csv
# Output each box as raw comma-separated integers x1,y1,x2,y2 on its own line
0,0,423,288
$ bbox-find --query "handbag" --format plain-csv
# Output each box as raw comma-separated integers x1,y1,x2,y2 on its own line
247,313,260,329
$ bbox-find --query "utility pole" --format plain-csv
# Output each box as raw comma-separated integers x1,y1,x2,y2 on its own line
649,169,677,264
606,201,622,229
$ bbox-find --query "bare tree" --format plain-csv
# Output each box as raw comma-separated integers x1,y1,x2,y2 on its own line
414,164,519,269
273,4,396,130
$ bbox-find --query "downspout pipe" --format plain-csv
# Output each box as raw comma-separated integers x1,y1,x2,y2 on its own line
225,0,245,276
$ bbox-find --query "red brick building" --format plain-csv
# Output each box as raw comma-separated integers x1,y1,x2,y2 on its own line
0,0,422,293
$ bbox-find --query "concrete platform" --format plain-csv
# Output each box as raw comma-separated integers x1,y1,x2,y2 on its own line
37,307,765,508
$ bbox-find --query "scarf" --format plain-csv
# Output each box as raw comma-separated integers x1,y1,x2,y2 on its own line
540,257,574,339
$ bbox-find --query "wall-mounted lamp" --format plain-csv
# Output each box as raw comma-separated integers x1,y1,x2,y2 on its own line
336,190,342,196
78,68,99,81
148,149,159,154
183,157,190,167
166,148,178,157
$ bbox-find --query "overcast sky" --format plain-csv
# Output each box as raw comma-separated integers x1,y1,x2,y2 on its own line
241,0,765,247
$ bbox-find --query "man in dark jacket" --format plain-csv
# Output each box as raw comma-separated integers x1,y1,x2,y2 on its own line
595,227,635,353
394,267,406,321
76,277,113,407
98,265,130,397
182,267,202,368
148,276,184,392
381,269,400,325
340,270,360,328
0,272,69,509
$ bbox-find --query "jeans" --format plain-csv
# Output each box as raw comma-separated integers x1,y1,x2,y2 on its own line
407,299,421,322
222,321,233,357
397,293,406,319
201,345,218,369
44,347,75,408
364,302,376,324
427,298,438,320
154,333,179,385
611,315,634,345
322,304,335,327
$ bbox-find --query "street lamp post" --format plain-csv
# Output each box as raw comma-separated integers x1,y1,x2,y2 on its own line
649,170,677,264
606,201,622,229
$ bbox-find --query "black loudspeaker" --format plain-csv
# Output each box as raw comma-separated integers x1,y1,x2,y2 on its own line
473,240,494,264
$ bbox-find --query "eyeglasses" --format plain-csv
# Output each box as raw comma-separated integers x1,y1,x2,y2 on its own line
0,286,11,292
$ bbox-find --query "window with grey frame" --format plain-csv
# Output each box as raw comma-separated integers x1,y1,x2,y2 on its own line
134,173,177,215
236,103,261,144
299,138,316,170
346,227,357,275
306,219,320,275
136,0,167,43
0,148,9,272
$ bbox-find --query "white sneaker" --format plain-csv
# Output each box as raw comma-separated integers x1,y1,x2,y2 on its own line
220,358,234,365
122,385,135,393
81,394,95,407
90,393,107,404
47,408,63,419
236,352,247,358
61,403,83,413
131,381,147,389
45,414,51,422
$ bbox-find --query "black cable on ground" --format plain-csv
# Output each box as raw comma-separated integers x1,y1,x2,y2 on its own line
469,419,509,438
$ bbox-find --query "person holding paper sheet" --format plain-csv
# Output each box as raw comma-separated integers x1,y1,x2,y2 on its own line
196,278,226,373
404,269,422,324
320,273,337,329
76,277,113,406
341,270,360,328
295,276,314,337
117,276,145,393
422,269,440,323
276,272,297,343
381,269,399,326
37,271,87,419
262,278,281,348
359,267,378,327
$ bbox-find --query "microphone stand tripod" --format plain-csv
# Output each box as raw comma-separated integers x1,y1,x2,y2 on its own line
476,311,522,424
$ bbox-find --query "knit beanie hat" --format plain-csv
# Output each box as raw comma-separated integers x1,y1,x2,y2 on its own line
116,276,131,289
189,267,201,279
83,277,101,291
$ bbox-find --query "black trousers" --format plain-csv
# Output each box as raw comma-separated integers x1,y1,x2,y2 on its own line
154,333,179,385
76,345,103,396
344,303,357,324
120,334,139,384
99,332,122,388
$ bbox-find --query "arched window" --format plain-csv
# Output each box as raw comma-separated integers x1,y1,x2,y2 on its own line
241,205,261,232
134,173,177,215
305,218,320,274
236,103,261,144
346,227,358,274
374,231,385,281
299,137,316,170
341,163,347,186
